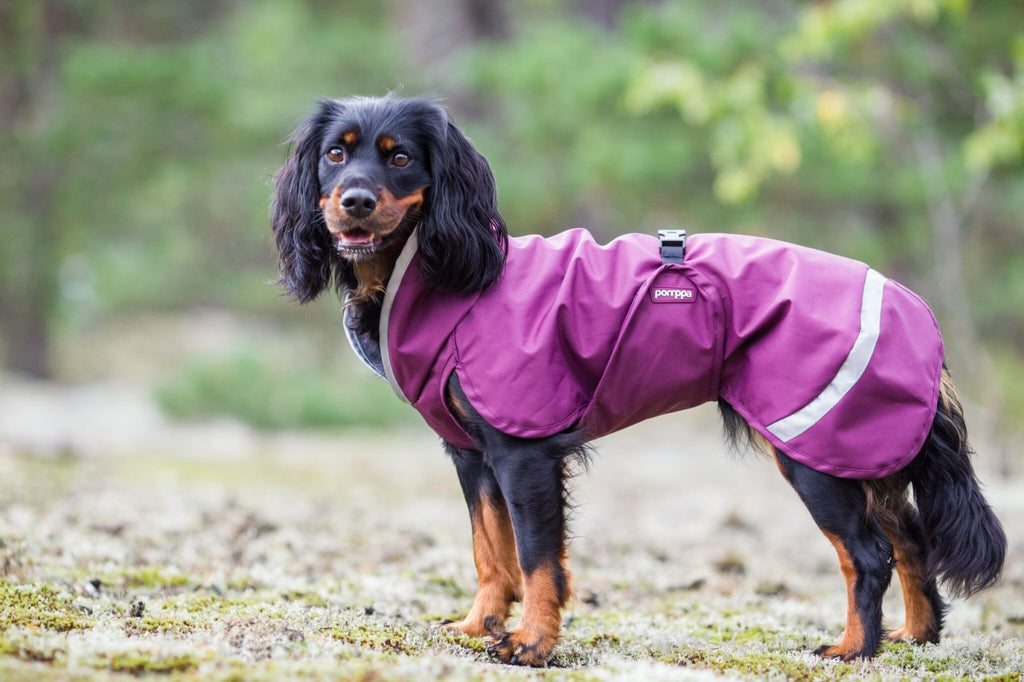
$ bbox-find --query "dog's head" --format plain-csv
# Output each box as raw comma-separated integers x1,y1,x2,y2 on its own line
271,95,508,303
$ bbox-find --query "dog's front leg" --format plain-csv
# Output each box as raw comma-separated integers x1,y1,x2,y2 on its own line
483,436,572,667
443,445,522,637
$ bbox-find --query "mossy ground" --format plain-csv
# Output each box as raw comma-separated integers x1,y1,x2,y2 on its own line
1,396,1022,680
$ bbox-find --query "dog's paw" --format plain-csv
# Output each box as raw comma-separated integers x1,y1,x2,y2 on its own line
440,615,504,639
885,628,915,644
814,643,871,662
885,625,938,645
485,629,556,666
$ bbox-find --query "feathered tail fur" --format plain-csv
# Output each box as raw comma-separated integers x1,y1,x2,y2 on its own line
905,370,1006,597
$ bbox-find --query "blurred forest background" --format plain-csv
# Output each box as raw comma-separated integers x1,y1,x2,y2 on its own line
2,0,1023,468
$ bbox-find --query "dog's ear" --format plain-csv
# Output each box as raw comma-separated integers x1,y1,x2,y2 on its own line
271,101,351,303
418,109,508,294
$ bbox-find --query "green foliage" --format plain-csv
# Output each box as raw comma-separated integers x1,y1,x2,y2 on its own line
2,0,1024,434
155,351,406,430
624,4,802,204
465,19,658,234
460,0,1024,419
3,0,406,320
779,0,969,61
966,35,1024,171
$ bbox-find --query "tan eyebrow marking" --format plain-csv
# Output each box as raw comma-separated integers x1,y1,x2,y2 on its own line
378,135,396,152
342,130,359,145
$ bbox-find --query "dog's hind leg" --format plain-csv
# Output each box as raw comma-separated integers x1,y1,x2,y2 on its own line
443,445,523,638
879,504,945,644
775,450,894,660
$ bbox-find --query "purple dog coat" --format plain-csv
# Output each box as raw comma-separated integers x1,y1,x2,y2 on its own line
346,229,943,479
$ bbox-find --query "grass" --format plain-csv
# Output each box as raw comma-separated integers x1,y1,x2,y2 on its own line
1,407,1021,680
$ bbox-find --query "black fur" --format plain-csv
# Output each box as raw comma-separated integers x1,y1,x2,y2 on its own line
418,117,508,294
904,381,1006,597
776,448,895,658
271,95,1006,666
447,374,590,589
723,380,1004,659
722,391,1005,597
882,503,947,643
271,95,507,303
272,102,337,303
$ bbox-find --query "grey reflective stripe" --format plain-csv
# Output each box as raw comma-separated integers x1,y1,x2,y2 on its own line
343,298,386,380
379,228,419,405
767,268,887,443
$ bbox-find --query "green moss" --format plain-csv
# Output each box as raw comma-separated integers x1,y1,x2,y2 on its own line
1,582,63,612
438,629,487,654
225,576,257,591
680,648,852,680
421,611,464,624
104,650,201,674
877,641,979,675
326,621,424,657
163,591,264,613
0,582,93,633
420,575,467,598
579,632,621,648
125,615,197,635
281,590,328,608
115,566,190,589
704,622,774,645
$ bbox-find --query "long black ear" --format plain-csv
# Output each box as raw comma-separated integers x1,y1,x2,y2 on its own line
418,110,508,294
270,101,350,303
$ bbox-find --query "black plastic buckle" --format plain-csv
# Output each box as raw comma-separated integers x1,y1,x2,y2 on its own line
658,229,687,265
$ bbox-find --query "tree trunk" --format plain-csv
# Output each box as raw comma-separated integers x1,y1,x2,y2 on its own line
0,1,65,378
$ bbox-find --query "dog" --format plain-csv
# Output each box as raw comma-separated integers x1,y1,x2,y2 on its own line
270,95,1006,666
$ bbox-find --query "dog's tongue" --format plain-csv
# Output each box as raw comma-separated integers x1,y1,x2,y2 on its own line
340,228,375,245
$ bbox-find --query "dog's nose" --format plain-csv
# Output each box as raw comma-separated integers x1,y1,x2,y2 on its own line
340,188,377,219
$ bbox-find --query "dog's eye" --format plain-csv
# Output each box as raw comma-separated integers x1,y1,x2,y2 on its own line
391,152,411,168
326,147,345,163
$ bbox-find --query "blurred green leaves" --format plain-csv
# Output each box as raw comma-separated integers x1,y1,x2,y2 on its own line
454,1,1024,427
155,351,407,431
2,0,1024,430
779,0,968,61
627,59,801,203
3,0,404,321
966,35,1024,171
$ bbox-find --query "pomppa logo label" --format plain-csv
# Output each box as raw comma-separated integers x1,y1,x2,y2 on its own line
651,287,695,303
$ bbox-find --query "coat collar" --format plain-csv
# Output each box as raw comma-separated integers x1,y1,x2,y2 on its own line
379,227,420,404
341,227,422,398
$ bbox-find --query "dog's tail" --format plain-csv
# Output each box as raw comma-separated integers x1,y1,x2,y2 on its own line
907,369,1006,597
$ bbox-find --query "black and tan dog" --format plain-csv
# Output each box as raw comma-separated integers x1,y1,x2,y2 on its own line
270,95,1005,666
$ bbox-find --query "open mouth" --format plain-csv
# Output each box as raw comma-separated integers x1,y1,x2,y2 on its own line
333,228,384,254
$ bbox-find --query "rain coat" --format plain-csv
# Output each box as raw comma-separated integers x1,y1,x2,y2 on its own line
345,229,943,479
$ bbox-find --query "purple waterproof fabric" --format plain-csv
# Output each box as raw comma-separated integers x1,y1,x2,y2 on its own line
376,230,943,479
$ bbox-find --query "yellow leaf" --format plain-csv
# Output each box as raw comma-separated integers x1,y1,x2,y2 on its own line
816,90,847,128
